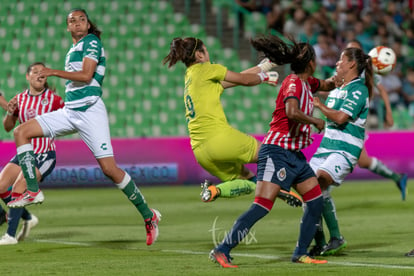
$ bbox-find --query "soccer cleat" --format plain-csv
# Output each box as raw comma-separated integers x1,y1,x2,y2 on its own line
7,190,45,208
145,209,161,246
17,214,39,241
396,174,408,201
277,190,303,207
292,255,328,264
321,237,347,256
405,249,414,257
0,209,7,226
209,249,238,268
0,233,18,245
200,180,219,202
308,244,327,257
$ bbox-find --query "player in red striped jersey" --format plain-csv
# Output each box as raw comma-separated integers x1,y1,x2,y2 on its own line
0,62,64,244
210,35,336,267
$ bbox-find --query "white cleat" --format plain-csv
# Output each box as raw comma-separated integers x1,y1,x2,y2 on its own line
8,190,45,208
0,233,18,245
17,214,39,241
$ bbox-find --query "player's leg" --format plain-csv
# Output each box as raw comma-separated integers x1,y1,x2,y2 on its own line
210,180,277,268
292,176,326,264
0,162,21,227
315,153,351,256
196,130,259,202
0,166,42,245
358,147,407,200
8,119,44,206
9,108,73,208
79,99,160,245
97,157,161,245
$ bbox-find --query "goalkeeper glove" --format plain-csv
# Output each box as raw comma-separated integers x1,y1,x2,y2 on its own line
257,71,279,86
257,58,277,72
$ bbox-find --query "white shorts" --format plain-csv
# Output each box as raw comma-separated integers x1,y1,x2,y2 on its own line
309,153,354,185
36,98,114,158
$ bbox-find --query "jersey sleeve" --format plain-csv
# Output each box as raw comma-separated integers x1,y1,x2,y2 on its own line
340,86,368,119
204,63,227,82
82,35,102,63
53,93,65,110
282,75,303,102
308,76,321,93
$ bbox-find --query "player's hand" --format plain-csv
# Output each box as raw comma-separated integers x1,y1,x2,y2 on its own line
257,58,277,72
313,118,325,133
313,97,322,108
258,71,279,86
6,97,17,116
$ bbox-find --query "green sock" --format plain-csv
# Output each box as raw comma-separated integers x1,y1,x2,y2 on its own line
314,217,327,246
322,195,341,239
370,157,401,183
117,173,153,220
216,179,256,198
17,145,39,192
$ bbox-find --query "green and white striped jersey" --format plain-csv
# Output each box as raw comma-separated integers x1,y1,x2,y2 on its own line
64,33,105,110
314,78,369,166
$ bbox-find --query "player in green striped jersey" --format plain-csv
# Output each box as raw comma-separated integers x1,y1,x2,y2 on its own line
309,47,374,256
8,9,160,245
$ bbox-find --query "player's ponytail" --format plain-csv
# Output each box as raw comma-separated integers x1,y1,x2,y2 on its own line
363,54,374,100
163,37,205,68
250,35,315,74
343,48,374,99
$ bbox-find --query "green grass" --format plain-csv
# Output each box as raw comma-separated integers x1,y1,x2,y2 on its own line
0,180,413,275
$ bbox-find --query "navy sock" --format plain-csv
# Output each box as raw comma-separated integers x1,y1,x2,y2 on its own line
7,208,24,237
1,195,31,221
216,203,269,255
293,196,324,257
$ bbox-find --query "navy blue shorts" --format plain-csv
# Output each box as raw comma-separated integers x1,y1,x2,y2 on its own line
10,151,56,182
257,144,315,191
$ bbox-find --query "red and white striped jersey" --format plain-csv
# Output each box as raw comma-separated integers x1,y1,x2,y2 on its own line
262,74,320,150
12,89,64,154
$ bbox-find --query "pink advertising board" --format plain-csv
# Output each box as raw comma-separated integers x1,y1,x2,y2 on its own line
0,131,412,187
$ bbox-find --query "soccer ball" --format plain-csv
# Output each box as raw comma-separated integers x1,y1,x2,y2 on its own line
368,46,396,75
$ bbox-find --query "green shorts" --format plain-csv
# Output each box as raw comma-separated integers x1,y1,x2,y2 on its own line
192,127,259,181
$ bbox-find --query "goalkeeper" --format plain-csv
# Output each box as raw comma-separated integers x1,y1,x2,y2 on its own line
163,36,302,207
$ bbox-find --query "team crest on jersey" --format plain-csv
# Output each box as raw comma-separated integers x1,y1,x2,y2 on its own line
277,168,287,181
338,89,347,99
41,98,49,106
25,108,37,119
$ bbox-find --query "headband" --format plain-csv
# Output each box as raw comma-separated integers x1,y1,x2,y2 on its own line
191,39,198,57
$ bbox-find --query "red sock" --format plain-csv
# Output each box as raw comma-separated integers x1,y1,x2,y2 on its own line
302,185,322,202
0,191,11,199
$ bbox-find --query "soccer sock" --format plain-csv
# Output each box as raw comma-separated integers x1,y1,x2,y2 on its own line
7,207,24,237
1,191,31,221
293,185,323,257
216,197,272,255
17,144,39,192
216,179,256,198
314,217,327,246
116,172,153,220
322,190,341,239
369,157,401,183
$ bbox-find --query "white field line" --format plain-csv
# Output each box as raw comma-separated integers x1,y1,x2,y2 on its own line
35,239,414,270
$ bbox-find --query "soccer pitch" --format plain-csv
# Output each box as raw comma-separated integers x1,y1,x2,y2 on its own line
0,180,412,275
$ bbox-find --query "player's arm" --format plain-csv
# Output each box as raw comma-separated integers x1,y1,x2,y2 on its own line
286,97,325,132
0,92,7,111
3,97,18,132
222,58,277,89
39,57,97,83
314,97,349,125
376,83,394,128
318,75,336,91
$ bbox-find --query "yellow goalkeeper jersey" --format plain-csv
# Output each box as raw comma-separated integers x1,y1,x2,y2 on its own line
184,62,228,149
